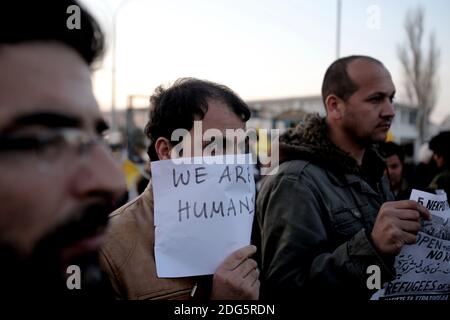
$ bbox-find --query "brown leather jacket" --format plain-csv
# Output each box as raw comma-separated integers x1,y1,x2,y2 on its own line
100,182,212,300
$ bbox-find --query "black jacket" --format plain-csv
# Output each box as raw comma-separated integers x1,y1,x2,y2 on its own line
256,115,396,300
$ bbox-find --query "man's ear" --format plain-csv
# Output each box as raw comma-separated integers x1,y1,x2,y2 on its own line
325,95,344,120
155,137,172,160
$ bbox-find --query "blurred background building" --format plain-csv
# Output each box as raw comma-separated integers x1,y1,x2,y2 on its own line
103,94,443,163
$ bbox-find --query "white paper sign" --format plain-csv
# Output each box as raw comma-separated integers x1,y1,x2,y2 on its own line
372,189,450,301
152,154,255,278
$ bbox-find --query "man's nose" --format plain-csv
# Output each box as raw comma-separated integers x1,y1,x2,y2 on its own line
71,144,127,203
381,100,395,119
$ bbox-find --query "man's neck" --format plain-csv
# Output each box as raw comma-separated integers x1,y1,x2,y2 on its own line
328,125,366,166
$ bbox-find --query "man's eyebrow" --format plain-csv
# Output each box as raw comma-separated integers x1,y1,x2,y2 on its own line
5,112,81,131
367,91,396,98
368,92,387,97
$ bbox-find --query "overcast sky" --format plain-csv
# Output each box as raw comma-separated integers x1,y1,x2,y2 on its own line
81,0,450,124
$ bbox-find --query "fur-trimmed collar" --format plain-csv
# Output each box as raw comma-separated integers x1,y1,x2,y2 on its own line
279,115,386,180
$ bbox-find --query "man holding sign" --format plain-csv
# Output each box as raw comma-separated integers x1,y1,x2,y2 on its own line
257,56,431,300
100,78,260,300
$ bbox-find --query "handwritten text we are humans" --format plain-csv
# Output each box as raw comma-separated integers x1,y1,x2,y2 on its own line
172,164,254,222
172,165,252,188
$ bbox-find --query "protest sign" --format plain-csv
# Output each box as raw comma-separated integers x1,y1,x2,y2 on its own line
372,189,450,301
152,154,255,278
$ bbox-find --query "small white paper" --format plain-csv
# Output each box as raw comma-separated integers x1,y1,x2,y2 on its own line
152,154,255,278
372,189,450,301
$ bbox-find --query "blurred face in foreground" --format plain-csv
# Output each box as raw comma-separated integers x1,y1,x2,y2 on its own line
0,42,126,295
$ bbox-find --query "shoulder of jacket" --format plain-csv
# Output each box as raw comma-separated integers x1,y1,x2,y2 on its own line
101,193,152,270
259,160,317,193
277,159,310,177
273,159,331,182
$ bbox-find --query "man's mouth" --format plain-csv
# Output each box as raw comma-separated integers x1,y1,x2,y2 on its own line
377,123,391,130
56,205,111,265
31,202,113,269
60,232,105,264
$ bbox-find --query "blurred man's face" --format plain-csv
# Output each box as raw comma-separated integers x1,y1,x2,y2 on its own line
0,42,126,293
386,154,403,189
159,99,246,160
340,60,396,146
433,153,445,168
196,99,246,156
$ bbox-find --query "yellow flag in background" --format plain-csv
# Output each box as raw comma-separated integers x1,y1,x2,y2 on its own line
122,159,140,189
386,130,394,142
257,128,270,156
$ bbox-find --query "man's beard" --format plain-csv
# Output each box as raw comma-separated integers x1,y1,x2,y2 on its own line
0,203,113,299
343,120,380,148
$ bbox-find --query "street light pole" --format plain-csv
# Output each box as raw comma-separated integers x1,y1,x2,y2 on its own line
336,0,342,59
111,9,117,131
111,0,137,132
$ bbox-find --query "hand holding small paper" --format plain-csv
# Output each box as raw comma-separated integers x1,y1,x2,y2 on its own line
371,190,450,300
371,200,431,255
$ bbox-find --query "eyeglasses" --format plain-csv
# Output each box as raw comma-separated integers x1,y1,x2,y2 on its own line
0,128,111,169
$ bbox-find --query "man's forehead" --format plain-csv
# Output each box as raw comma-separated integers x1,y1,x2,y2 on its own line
201,99,245,129
0,42,102,131
348,59,394,92
387,154,401,163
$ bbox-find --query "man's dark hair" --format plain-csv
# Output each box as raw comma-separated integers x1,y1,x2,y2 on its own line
321,55,383,106
381,142,405,164
429,131,450,166
145,78,251,161
0,0,104,67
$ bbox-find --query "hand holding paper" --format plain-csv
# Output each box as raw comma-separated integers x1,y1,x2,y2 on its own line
371,200,431,255
372,190,450,301
152,154,256,278
211,245,260,300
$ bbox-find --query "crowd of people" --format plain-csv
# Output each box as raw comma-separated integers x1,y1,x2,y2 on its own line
1,0,449,301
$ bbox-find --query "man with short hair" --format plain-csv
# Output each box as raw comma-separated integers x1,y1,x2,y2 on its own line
256,55,431,300
100,78,260,300
0,1,126,298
